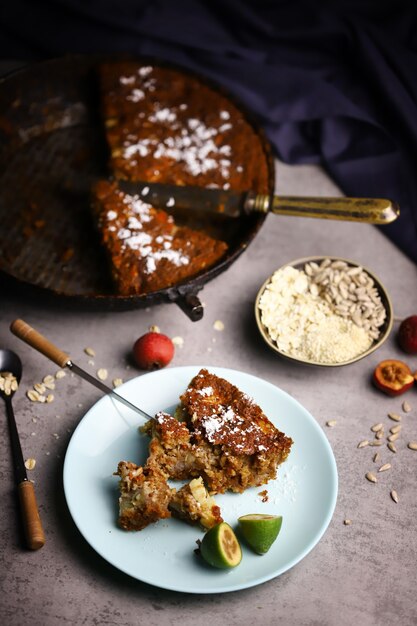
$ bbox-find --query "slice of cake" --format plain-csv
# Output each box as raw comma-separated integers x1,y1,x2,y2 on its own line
169,477,223,529
91,179,227,295
115,460,174,530
143,369,293,494
98,62,270,193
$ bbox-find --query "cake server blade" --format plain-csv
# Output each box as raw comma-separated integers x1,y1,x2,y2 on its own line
117,179,399,224
10,319,153,421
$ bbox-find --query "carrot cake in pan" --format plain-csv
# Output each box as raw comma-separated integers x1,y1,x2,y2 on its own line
92,179,227,295
98,61,269,192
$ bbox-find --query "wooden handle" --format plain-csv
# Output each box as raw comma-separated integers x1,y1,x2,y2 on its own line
10,319,70,368
18,480,45,550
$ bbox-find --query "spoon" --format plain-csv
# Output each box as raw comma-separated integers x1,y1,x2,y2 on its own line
0,349,45,550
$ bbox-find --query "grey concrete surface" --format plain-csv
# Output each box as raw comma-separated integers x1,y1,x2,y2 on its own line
1,160,416,626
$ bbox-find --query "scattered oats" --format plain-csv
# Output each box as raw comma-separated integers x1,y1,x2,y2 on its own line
27,389,40,402
390,490,399,503
84,347,95,357
24,458,36,470
149,325,160,333
407,442,417,451
390,425,401,434
55,369,66,379
77,403,83,408
388,412,401,422
34,383,46,394
88,360,95,366
56,415,61,419
172,336,184,348
378,463,391,472
357,440,369,448
52,433,59,439
387,442,397,453
112,378,123,388
402,401,411,413
371,422,383,432
326,420,337,427
343,519,352,525
366,472,377,483
43,380,55,390
388,433,399,442
31,432,36,436
32,417,37,423
373,452,380,462
45,451,50,456
369,440,383,446
213,320,224,331
97,368,108,381
46,394,54,403
375,429,384,440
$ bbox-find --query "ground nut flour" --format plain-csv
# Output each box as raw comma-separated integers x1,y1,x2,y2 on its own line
258,264,374,364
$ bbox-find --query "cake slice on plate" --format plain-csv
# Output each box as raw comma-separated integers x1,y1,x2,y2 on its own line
115,460,174,531
143,369,293,495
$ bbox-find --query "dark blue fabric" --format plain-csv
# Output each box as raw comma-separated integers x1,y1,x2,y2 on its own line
1,0,417,262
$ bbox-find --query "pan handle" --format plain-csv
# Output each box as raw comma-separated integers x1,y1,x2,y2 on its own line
175,292,204,322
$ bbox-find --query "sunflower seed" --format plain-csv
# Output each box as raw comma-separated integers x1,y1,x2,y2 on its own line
390,425,401,434
343,519,352,525
366,472,377,483
375,429,384,440
390,490,399,503
407,442,417,451
388,412,401,422
357,440,369,448
326,420,337,427
402,401,412,413
388,433,399,442
387,442,397,453
84,347,96,357
369,440,383,446
378,463,391,472
371,422,383,432
373,452,380,462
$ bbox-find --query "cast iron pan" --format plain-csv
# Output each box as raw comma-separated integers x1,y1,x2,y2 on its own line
0,55,275,320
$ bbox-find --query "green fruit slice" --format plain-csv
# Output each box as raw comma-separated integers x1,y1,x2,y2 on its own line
199,522,242,569
238,513,283,554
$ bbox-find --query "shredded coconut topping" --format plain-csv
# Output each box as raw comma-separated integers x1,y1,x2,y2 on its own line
119,70,235,179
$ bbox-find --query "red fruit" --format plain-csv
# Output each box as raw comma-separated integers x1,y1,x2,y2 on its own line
373,359,414,396
133,331,174,370
398,316,417,353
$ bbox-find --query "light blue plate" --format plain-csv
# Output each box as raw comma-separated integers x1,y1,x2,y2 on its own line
63,366,338,593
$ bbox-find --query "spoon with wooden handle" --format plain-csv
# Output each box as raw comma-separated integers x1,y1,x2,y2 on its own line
0,349,45,550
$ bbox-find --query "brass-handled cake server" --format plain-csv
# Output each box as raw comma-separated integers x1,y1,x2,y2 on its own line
10,320,153,420
117,180,400,225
